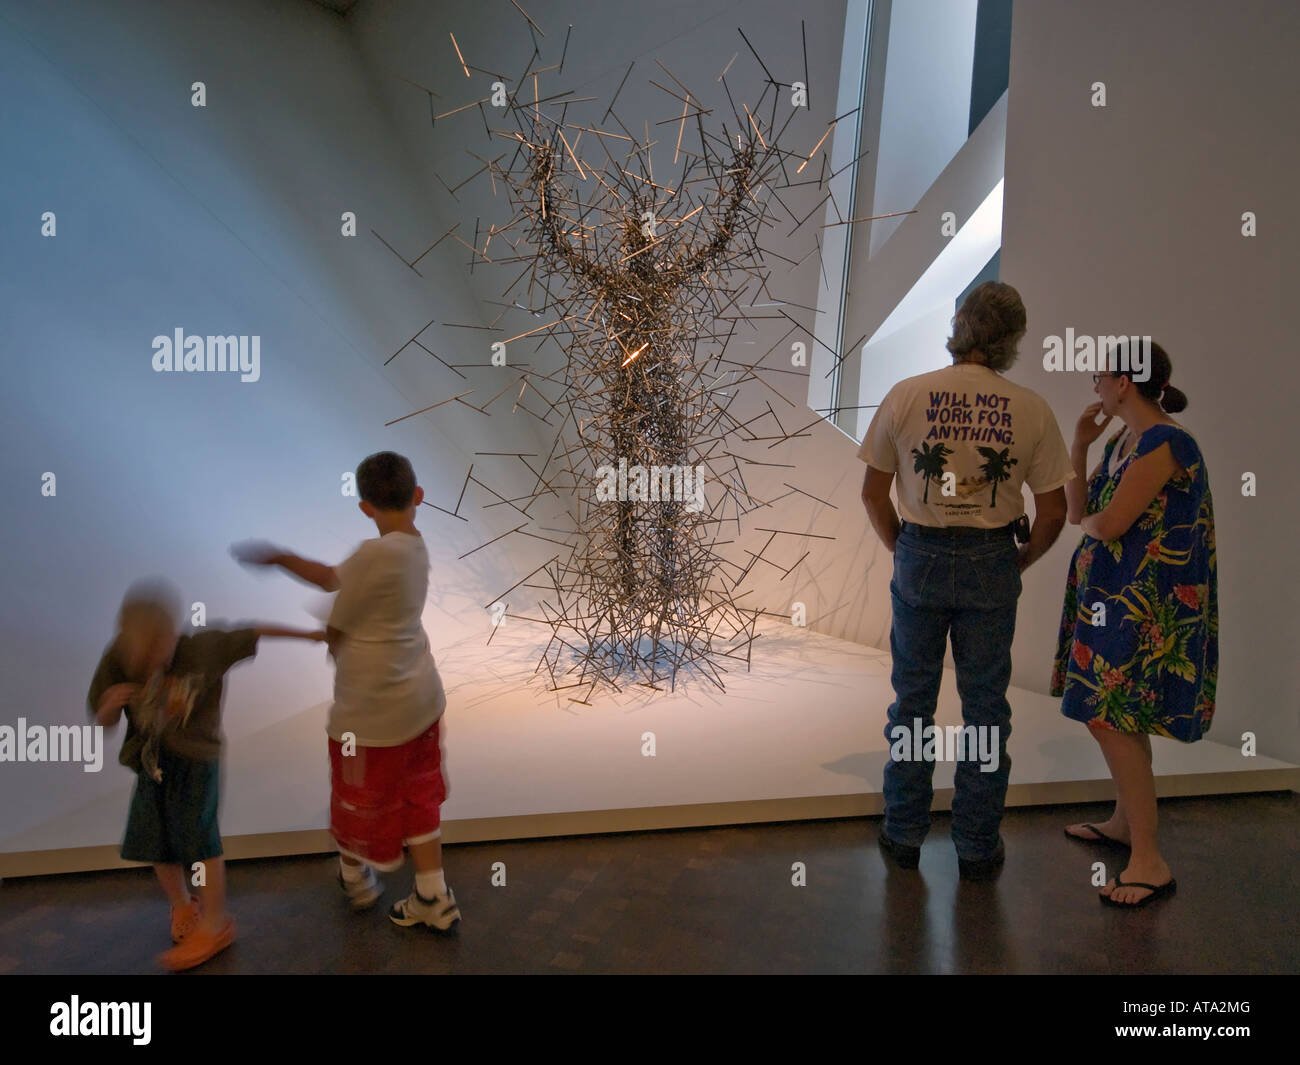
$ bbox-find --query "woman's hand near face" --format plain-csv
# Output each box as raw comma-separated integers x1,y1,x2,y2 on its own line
1075,402,1112,448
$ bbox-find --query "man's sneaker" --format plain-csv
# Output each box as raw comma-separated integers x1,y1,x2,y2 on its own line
339,865,384,912
878,830,921,870
390,887,460,932
958,838,1006,881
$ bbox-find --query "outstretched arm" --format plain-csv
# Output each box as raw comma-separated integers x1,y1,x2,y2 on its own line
231,540,340,592
677,145,758,279
530,143,606,286
253,625,327,641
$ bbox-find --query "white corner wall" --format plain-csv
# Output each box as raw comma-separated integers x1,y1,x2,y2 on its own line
999,0,1300,762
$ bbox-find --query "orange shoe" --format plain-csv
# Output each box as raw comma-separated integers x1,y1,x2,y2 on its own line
170,897,202,943
158,916,235,971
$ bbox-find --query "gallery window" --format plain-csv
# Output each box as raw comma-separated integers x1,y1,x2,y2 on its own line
811,0,1013,442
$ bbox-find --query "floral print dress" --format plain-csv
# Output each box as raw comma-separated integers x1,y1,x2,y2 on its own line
1052,423,1218,741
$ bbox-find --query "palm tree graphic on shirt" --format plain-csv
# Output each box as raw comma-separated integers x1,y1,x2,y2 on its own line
976,446,1018,506
911,442,953,503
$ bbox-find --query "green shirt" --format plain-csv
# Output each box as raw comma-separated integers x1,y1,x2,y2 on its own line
87,628,259,770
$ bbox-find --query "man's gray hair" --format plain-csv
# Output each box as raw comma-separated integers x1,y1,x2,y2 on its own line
947,281,1027,371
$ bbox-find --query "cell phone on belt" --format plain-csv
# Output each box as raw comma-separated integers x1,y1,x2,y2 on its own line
1013,514,1031,544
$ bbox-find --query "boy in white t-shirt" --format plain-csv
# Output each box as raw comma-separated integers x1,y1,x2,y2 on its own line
232,451,459,931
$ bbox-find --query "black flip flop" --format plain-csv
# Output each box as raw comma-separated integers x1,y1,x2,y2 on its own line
1099,873,1177,908
1065,823,1130,849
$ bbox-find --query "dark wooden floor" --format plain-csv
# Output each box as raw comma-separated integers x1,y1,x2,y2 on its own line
1,792,1296,974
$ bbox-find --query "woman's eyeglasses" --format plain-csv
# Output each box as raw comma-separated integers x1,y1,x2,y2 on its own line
1092,372,1117,384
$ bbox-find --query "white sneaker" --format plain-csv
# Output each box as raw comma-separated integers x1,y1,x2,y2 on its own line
390,887,461,931
339,865,384,912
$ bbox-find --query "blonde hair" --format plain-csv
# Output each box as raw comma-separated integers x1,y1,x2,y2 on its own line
118,578,182,634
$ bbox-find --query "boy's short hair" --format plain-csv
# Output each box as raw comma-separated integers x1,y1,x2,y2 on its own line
119,577,183,633
357,451,418,511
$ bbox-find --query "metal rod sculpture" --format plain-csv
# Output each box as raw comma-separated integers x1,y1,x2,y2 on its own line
385,7,893,699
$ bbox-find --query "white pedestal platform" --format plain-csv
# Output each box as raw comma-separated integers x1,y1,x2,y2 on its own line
3,623,1293,876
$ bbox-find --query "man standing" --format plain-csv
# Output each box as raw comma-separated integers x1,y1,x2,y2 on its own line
859,281,1072,879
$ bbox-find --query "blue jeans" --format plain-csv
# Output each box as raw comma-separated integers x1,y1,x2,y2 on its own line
882,522,1021,860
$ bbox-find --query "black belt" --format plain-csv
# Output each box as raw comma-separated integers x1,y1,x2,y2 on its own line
900,520,1016,540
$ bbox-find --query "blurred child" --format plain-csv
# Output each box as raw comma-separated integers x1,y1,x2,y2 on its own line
88,577,325,970
231,450,458,931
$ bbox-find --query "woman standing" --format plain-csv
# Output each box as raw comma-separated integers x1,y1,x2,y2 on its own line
1052,341,1218,907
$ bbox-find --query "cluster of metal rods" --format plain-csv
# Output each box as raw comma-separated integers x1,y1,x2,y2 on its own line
380,5,879,700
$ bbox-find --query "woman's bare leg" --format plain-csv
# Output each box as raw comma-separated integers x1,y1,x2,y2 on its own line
1091,727,1171,903
1065,728,1151,843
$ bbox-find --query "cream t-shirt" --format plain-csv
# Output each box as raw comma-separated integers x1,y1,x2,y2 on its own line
327,531,447,746
858,362,1074,528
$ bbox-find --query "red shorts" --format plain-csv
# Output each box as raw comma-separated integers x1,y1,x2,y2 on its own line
328,720,447,870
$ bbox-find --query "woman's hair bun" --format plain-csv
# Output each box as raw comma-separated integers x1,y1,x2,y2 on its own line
1160,384,1188,413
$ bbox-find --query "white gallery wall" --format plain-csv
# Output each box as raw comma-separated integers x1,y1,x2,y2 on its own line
0,0,554,852
999,0,1299,763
